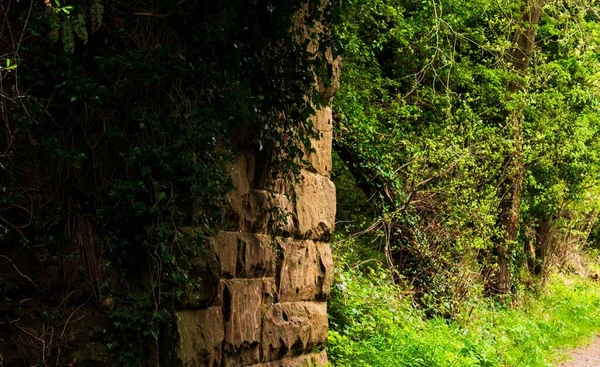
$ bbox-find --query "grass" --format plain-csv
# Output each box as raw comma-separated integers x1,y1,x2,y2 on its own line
328,266,600,367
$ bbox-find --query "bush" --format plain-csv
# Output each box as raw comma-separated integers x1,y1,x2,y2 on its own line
328,257,600,367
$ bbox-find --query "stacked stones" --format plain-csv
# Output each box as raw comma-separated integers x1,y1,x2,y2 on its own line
168,3,340,365
171,108,337,367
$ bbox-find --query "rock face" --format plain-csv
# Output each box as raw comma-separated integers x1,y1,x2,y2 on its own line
164,2,338,366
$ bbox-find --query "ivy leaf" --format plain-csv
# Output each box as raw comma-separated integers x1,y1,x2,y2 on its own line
61,16,75,54
47,9,60,44
73,5,89,45
155,191,167,202
90,0,104,34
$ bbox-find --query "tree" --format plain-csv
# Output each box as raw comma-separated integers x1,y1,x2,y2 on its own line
333,0,600,309
492,0,545,295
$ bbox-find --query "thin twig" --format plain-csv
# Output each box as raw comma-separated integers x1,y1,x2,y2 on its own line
0,254,36,287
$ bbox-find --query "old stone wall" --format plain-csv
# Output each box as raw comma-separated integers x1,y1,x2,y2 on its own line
168,111,337,367
166,3,340,366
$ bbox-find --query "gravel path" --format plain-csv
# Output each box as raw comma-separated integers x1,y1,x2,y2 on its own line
560,336,600,367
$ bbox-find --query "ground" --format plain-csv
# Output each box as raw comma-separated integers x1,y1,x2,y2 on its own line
560,336,600,367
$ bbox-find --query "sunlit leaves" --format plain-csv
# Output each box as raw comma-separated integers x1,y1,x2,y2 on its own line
334,0,600,307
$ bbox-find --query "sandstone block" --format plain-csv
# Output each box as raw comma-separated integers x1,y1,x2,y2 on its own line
319,51,341,100
220,278,275,365
307,107,333,177
215,232,276,278
221,279,264,347
278,240,333,302
247,350,328,367
174,307,224,367
227,155,252,218
295,171,336,241
261,276,277,305
240,190,296,236
261,302,328,362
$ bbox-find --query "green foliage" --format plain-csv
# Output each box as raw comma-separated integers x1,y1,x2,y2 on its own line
329,258,600,367
1,0,327,364
333,0,600,307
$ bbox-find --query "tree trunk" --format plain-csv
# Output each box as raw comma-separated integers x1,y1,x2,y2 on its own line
492,0,544,295
534,219,551,275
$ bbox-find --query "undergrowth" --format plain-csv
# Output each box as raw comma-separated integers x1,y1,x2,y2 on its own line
328,253,600,367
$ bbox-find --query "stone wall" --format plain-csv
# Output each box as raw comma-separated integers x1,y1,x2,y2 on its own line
165,3,340,366
167,107,337,366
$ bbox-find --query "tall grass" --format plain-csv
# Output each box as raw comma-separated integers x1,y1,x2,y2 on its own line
328,266,600,367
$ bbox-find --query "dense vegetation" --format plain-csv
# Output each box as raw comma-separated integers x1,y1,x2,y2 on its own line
328,0,600,365
332,0,600,307
0,0,329,364
329,257,600,366
3,0,600,365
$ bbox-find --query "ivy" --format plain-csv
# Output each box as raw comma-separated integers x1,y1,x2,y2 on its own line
0,0,330,364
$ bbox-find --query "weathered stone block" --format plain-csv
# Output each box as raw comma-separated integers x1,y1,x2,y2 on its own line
220,278,274,366
262,276,277,305
261,302,328,362
315,242,334,294
215,232,276,278
295,171,336,241
240,190,296,236
173,307,224,367
278,240,333,302
221,279,264,347
227,155,252,218
247,350,328,367
307,106,333,177
319,50,341,100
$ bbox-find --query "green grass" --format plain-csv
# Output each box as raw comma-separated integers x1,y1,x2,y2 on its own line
328,267,600,367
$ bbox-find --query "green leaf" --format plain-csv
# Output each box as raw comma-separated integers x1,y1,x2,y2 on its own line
61,16,75,53
155,192,167,202
47,9,60,44
90,0,104,34
73,6,89,44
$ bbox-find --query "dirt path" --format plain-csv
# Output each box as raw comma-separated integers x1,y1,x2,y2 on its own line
560,336,600,367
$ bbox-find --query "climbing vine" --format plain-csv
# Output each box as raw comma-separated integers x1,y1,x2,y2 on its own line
0,0,332,364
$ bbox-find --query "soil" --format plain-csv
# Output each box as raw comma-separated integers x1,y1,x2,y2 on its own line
560,336,600,367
